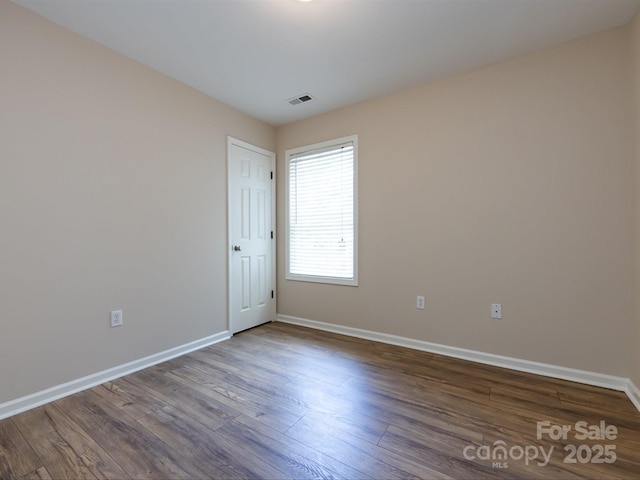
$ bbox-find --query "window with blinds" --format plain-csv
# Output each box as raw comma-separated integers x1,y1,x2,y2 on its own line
286,135,358,286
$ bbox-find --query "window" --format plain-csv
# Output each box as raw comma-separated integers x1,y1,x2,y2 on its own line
286,135,358,286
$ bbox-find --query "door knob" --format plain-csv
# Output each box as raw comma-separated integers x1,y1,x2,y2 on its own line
233,245,242,252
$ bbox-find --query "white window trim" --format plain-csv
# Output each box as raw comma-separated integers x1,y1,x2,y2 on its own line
285,135,358,286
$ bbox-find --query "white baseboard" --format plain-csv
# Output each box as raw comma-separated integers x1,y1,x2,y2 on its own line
277,314,640,413
626,380,640,412
0,330,231,421
4,318,638,419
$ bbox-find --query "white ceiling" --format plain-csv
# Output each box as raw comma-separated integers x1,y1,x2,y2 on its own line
12,0,640,126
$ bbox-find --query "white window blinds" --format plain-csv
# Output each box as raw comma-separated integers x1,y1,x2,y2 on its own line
287,138,357,285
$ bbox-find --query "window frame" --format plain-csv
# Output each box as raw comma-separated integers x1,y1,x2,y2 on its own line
285,135,359,286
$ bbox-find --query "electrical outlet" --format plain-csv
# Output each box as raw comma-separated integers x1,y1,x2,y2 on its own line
417,296,425,310
110,309,123,327
491,304,502,319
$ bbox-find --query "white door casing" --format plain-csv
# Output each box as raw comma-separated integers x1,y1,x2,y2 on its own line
228,137,276,334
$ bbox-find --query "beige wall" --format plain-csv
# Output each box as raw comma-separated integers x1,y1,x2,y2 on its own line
632,11,640,388
0,0,275,403
277,27,634,376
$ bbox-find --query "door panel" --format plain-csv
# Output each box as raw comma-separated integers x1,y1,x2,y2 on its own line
228,138,275,334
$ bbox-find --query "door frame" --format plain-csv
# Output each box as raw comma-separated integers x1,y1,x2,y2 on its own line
227,136,276,334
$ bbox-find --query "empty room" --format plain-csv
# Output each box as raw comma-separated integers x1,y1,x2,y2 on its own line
2,0,640,478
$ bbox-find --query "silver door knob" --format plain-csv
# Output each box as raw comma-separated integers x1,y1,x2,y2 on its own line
233,245,242,252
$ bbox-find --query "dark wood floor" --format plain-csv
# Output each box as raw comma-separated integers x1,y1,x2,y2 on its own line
1,322,639,479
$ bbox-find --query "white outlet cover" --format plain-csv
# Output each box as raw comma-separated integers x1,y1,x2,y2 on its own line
491,304,502,319
111,309,123,327
417,296,425,310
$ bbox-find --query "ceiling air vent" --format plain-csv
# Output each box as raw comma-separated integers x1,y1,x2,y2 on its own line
287,93,314,106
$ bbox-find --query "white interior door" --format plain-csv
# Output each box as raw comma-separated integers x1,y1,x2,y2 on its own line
228,138,275,334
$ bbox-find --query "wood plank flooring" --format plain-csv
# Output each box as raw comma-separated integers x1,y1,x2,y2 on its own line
1,322,639,479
